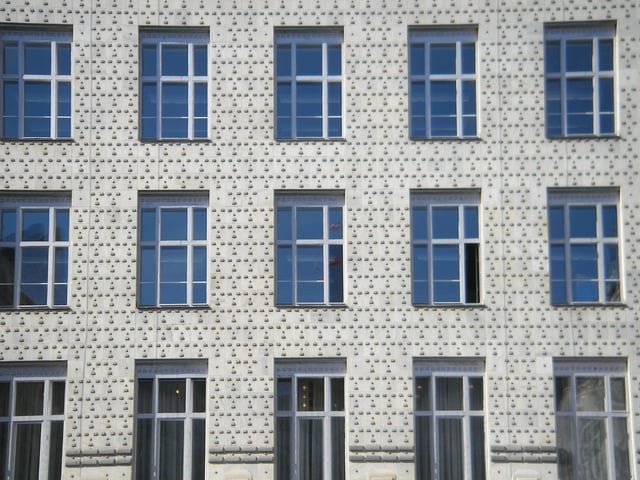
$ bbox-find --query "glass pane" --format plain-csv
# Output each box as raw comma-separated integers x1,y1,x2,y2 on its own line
327,207,342,240
277,378,292,411
14,423,41,480
328,82,341,117
546,78,562,136
545,40,561,73
24,82,51,137
430,81,457,136
412,244,428,304
610,377,626,411
141,83,157,139
462,43,475,74
550,244,567,304
25,43,51,74
140,208,156,241
54,248,68,283
432,207,458,239
0,248,15,307
296,83,322,137
570,244,598,301
566,40,593,72
415,416,431,480
158,379,186,413
465,243,480,303
328,45,341,75
331,417,345,480
462,80,476,118
191,208,207,240
298,418,323,480
194,118,207,138
576,376,604,411
57,82,71,119
0,423,7,480
470,416,486,480
54,209,70,241
51,380,65,415
22,209,49,241
141,44,156,76
276,82,292,138
410,44,425,76
191,419,205,480
276,417,292,480
0,383,8,416
296,246,324,303
57,43,71,75
469,377,483,410
137,379,153,413
193,379,206,413
601,205,617,238
135,419,153,480
297,378,324,411
296,45,322,76
159,420,184,480
612,418,630,480
15,382,44,415
555,376,572,411
599,78,614,116
276,245,292,305
410,81,426,138
436,377,463,410
194,83,207,118
433,245,459,281
549,206,564,240
577,418,607,480
464,206,478,238
276,45,291,76
556,415,575,480
194,45,207,76
430,43,456,74
161,209,187,240
160,246,187,283
1,209,17,241
296,207,323,239
328,244,343,303
411,207,427,240
3,81,19,138
193,246,206,283
2,42,17,74
331,378,344,411
162,83,188,116
438,418,463,480
569,206,596,238
414,377,430,411
599,39,613,71
566,78,594,135
162,45,188,76
604,244,619,284
48,420,64,480
139,247,157,303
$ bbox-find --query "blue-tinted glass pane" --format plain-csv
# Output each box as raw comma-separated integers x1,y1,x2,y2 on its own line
57,44,71,75
3,81,18,138
22,209,49,241
570,244,597,280
194,119,207,138
433,281,459,303
140,246,156,283
1,210,17,241
160,283,187,304
599,39,613,71
162,83,188,117
194,45,207,76
276,245,293,305
604,244,619,280
328,118,341,137
462,43,475,74
296,117,322,137
433,245,460,280
297,245,323,303
410,44,425,76
20,284,47,305
412,207,427,240
328,45,341,75
54,248,68,283
464,207,478,238
413,245,428,304
193,246,206,281
462,117,476,136
2,43,17,74
53,285,67,306
24,82,51,137
162,45,188,76
550,243,566,296
462,81,476,115
141,83,157,139
55,209,69,241
569,206,596,238
194,83,207,118
161,209,187,240
276,45,291,76
296,83,322,116
21,247,48,283
432,207,458,239
57,82,71,117
139,283,155,306
546,78,562,136
567,78,593,135
192,283,206,304
142,44,157,76
430,81,456,136
162,118,188,138
602,206,617,237
328,83,341,117
549,206,564,240
410,81,426,138
193,208,207,240
276,82,292,138
566,40,593,72
160,246,187,282
296,45,322,76
328,207,342,240
545,41,560,74
276,207,292,241
24,43,51,75
599,78,613,115
572,280,598,302
140,209,156,241
328,244,343,303
551,279,567,304
430,43,456,74
57,118,71,138
296,207,323,239
24,117,50,138
297,282,324,304
600,114,614,135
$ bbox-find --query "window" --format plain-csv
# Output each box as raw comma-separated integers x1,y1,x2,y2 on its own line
544,23,615,137
275,359,345,480
554,360,630,480
548,189,621,304
0,363,66,480
411,191,480,304
140,30,209,140
0,194,70,308
409,27,477,138
275,29,343,139
138,193,208,307
0,29,72,139
135,361,206,480
275,191,344,305
414,359,486,480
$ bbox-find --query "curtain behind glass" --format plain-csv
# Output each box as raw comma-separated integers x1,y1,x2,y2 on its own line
437,418,463,480
577,418,607,480
276,417,292,480
159,420,184,480
135,419,153,480
556,416,575,480
470,417,486,480
0,422,7,480
298,418,322,480
14,423,41,480
48,420,64,480
415,416,431,480
331,417,345,480
191,419,205,480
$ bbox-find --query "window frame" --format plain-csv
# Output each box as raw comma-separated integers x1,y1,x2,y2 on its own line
274,191,346,306
134,361,207,480
553,359,630,480
137,193,209,308
410,190,481,305
0,194,71,309
0,362,66,480
547,189,622,305
139,29,210,141
275,359,346,480
413,359,486,480
274,29,344,140
408,26,479,139
0,29,73,140
544,23,617,138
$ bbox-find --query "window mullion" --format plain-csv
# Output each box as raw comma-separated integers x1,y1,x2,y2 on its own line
15,209,23,307
323,205,329,304
155,207,162,305
38,382,51,480
322,42,328,138
47,207,55,307
187,43,194,139
456,41,463,137
596,204,605,302
186,207,193,305
458,206,465,303
593,37,600,134
563,206,572,303
427,206,433,304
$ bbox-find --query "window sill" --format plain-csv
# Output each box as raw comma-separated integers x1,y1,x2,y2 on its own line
275,303,348,309
551,302,628,308
139,138,212,144
0,306,72,312
410,136,482,142
0,138,74,143
275,138,347,143
413,303,486,309
546,134,620,140
137,305,211,311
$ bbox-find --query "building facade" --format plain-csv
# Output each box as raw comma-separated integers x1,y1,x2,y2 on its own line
0,1,639,479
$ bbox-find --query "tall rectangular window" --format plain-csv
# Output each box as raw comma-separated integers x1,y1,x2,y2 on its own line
414,359,486,480
548,189,621,304
138,193,208,307
409,27,478,139
275,359,345,480
135,361,207,480
0,194,70,308
140,30,209,140
411,190,480,305
275,191,344,306
0,29,72,139
544,23,615,137
275,29,343,139
554,360,630,480
0,363,66,480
